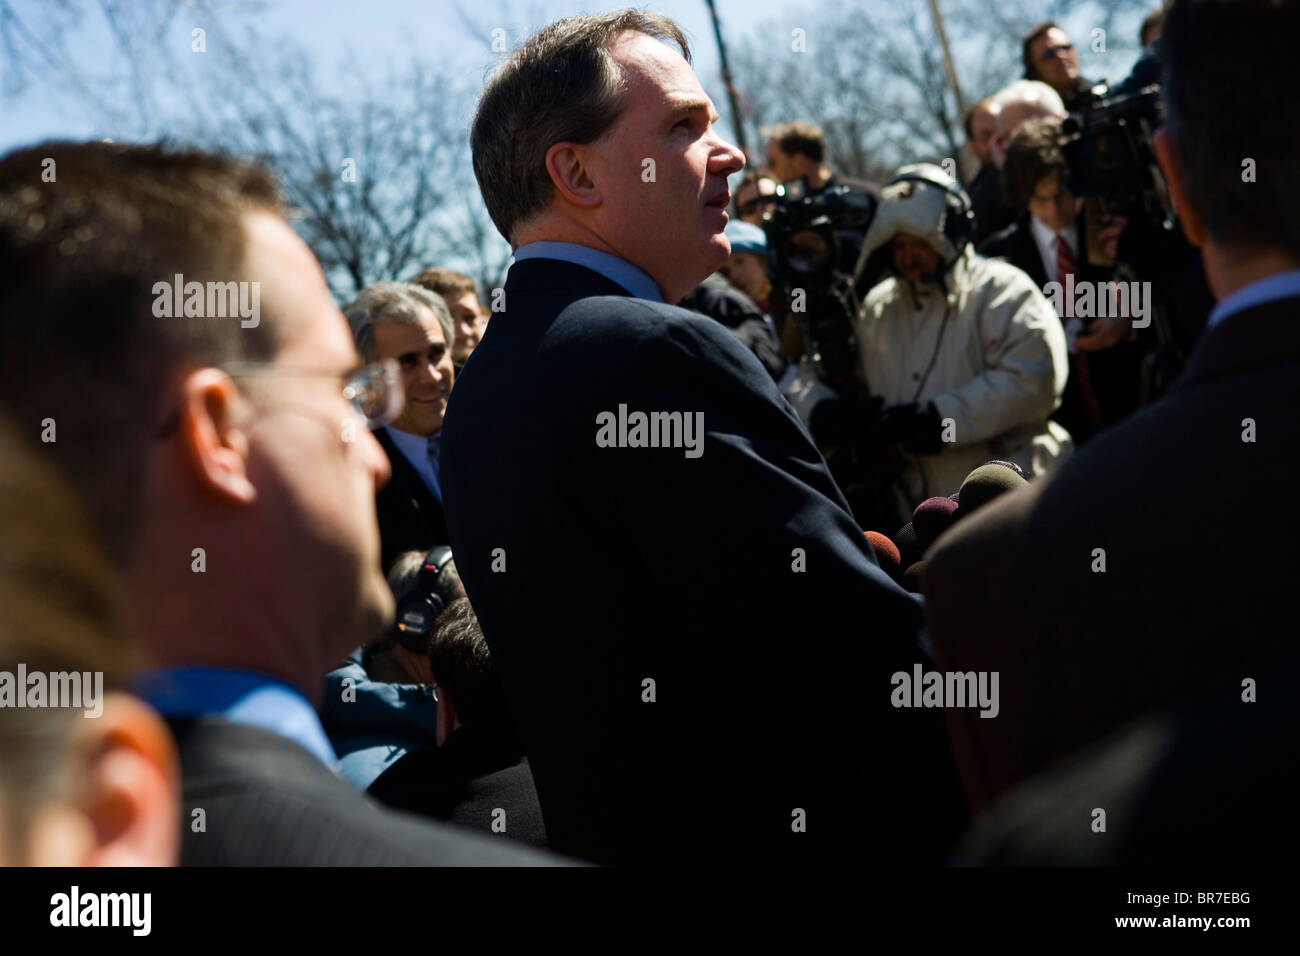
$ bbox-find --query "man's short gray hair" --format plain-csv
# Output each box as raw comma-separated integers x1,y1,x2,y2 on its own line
344,281,453,364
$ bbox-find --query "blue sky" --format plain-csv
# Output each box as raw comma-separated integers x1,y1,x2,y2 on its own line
2,0,1143,153
3,0,791,149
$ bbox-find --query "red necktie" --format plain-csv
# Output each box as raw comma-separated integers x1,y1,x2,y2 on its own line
1056,235,1103,424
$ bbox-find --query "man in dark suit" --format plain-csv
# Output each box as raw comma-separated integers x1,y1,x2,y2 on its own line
443,11,965,865
344,282,455,571
955,648,1300,865
924,0,1300,848
964,98,1018,247
980,115,1145,445
0,142,553,866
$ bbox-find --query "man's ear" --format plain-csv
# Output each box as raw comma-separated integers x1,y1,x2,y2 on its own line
30,694,180,867
78,694,179,866
178,368,257,504
990,135,1008,169
1153,127,1206,249
544,142,603,209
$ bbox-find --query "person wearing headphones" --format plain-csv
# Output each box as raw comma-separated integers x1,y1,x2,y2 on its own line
853,163,1073,514
319,549,546,847
320,547,464,796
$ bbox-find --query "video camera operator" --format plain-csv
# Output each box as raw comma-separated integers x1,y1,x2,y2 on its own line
1055,75,1214,399
982,115,1149,445
764,121,879,278
758,157,889,526
848,164,1072,522
1021,22,1096,112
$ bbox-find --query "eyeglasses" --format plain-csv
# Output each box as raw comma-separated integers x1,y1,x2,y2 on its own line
223,358,404,428
1039,42,1074,63
154,358,404,438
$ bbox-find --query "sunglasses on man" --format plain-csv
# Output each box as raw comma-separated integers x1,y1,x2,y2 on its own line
1039,42,1074,64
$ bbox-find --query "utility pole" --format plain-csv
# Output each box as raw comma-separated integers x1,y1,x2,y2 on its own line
927,0,969,169
704,0,749,157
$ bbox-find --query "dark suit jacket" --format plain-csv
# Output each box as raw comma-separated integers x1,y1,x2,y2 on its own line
371,746,549,850
980,215,1145,441
440,258,965,865
167,716,558,865
956,648,1299,865
678,272,785,382
967,163,1017,248
978,214,1109,295
374,426,448,573
922,293,1300,815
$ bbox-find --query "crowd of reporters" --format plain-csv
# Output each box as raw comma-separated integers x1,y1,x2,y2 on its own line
692,8,1214,540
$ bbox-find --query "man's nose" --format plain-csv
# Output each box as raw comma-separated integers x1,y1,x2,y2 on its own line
712,135,746,177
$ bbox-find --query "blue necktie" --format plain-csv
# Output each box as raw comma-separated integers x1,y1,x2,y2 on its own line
426,432,443,504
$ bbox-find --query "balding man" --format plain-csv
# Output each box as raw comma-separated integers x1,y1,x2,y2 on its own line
968,82,1066,245
989,80,1067,169
444,10,955,865
965,97,1016,245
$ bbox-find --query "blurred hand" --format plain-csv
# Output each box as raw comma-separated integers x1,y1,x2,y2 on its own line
1096,214,1128,261
877,402,944,454
1075,314,1130,351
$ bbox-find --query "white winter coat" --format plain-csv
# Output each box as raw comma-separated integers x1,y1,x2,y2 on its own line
855,245,1073,508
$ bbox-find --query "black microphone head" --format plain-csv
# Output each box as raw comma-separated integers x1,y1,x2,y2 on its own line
954,461,1029,519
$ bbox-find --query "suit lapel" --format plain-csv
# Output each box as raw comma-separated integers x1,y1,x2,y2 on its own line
375,427,441,517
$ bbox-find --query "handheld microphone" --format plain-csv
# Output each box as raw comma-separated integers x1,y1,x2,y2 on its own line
865,530,902,581
953,462,1028,519
912,496,959,551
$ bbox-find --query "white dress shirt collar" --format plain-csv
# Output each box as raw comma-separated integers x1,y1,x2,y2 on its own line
1030,214,1075,285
